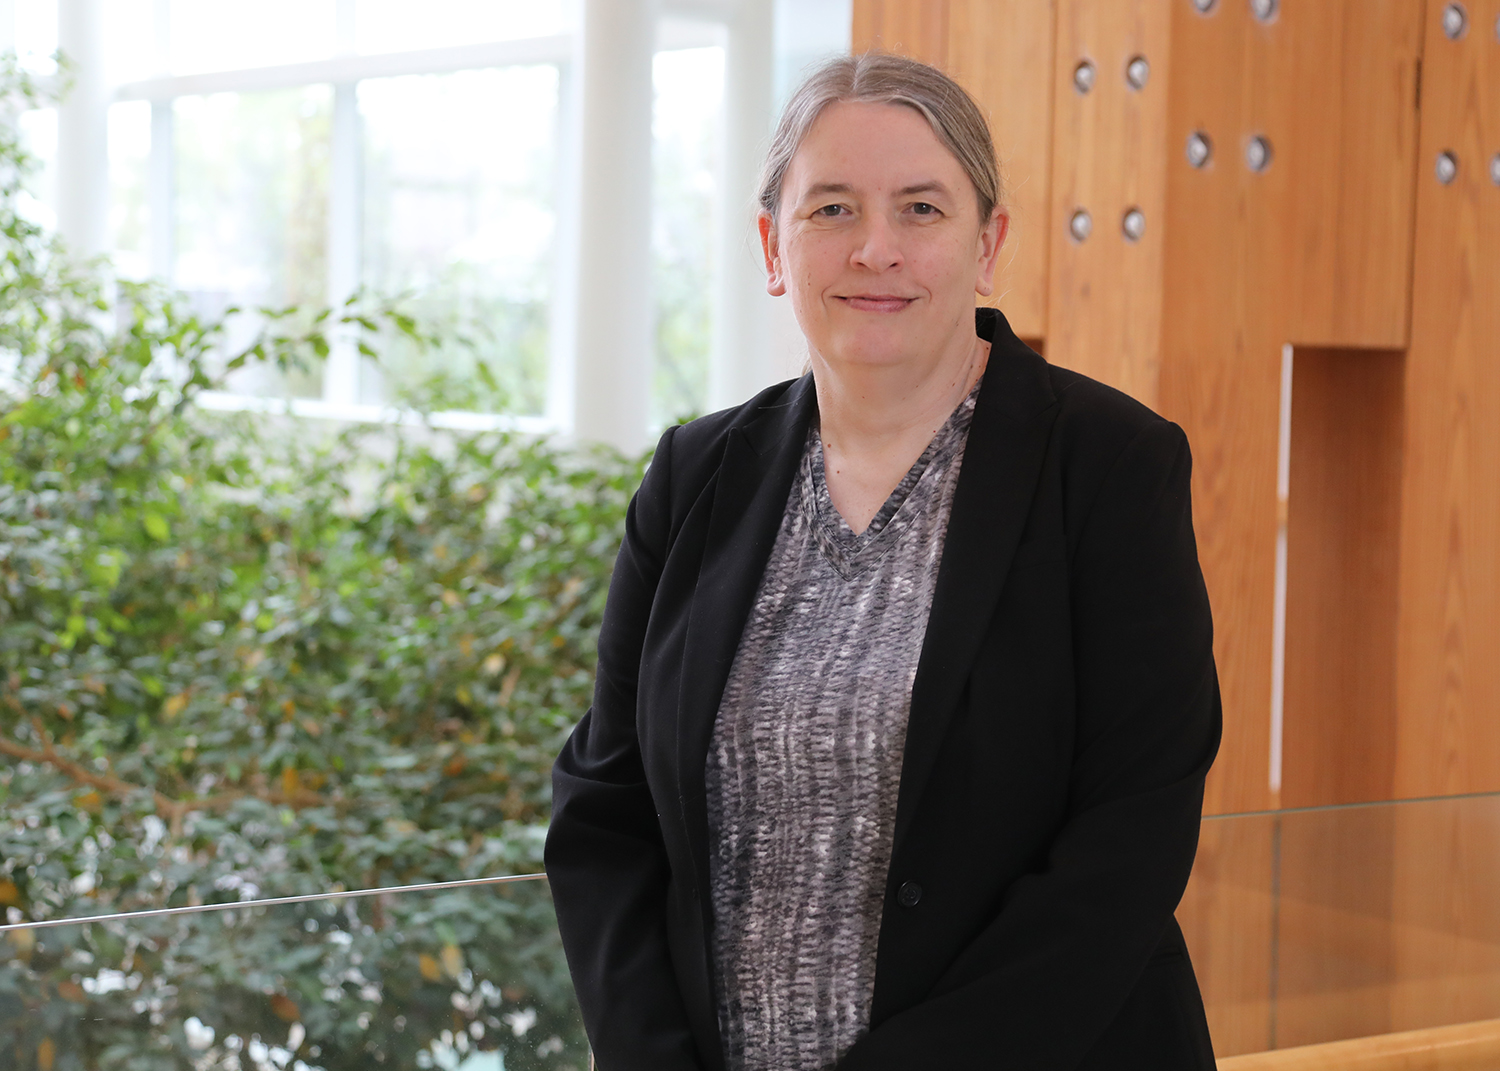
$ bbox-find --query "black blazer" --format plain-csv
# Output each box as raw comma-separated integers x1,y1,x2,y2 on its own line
545,308,1221,1070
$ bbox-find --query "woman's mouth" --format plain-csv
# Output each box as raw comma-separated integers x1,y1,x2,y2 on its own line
839,295,916,312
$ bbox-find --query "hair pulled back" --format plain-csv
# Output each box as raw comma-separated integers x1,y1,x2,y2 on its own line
757,52,1003,224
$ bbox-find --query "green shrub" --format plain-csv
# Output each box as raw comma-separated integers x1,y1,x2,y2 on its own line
0,55,643,1069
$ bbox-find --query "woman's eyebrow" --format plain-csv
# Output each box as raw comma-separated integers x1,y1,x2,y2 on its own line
800,180,951,199
803,182,855,198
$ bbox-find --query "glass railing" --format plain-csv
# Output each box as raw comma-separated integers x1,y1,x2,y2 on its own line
5,792,1499,1066
0,873,587,1071
1183,790,1500,1057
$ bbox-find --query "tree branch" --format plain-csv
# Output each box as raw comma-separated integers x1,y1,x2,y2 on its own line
0,730,179,815
0,730,326,834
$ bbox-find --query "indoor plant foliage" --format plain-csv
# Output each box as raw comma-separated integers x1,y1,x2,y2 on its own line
0,57,639,1070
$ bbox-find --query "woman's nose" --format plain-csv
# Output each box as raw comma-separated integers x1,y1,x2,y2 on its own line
849,214,903,272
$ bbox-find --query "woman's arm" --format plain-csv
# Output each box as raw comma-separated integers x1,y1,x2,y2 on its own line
840,418,1221,1070
545,425,705,1071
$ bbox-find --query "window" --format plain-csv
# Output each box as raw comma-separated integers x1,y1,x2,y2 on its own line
360,67,560,414
652,43,723,425
7,0,853,438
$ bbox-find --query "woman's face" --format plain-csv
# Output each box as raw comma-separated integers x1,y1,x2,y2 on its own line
760,101,1007,375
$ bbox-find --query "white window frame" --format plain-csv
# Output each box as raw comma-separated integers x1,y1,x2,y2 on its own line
115,29,578,433
10,0,828,446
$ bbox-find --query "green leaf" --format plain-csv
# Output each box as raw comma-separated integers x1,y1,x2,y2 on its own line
142,511,170,541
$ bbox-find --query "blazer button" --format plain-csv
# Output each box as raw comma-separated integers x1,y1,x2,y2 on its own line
896,881,923,908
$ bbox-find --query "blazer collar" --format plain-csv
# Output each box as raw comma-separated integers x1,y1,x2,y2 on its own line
892,308,1060,852
675,373,817,893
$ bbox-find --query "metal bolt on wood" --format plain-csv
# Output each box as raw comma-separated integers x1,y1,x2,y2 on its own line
1186,132,1213,168
1443,3,1468,40
1246,135,1273,173
1436,151,1459,185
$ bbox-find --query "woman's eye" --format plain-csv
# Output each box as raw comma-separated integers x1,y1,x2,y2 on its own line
911,202,939,216
814,204,846,218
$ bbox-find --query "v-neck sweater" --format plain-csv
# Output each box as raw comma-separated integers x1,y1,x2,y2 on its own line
704,379,981,1071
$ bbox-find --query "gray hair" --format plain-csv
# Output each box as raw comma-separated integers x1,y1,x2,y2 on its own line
757,52,1002,225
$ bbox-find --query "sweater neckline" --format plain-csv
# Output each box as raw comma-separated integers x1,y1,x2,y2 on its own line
804,377,981,579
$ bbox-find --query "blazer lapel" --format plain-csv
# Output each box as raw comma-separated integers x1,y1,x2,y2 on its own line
891,311,1061,853
675,375,817,897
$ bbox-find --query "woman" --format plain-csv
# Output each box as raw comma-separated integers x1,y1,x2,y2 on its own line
545,53,1220,1071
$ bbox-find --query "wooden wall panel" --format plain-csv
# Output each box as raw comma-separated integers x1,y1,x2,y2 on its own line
1281,349,1405,808
1394,0,1500,799
1155,0,1424,816
1280,2,1424,349
1157,0,1292,816
851,0,950,64
946,0,1056,340
1043,0,1171,408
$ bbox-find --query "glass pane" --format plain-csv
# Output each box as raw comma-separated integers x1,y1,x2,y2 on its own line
0,877,588,1071
1182,792,1500,1057
101,0,158,86
652,46,723,426
359,66,557,414
773,0,854,109
13,0,59,75
354,0,572,55
108,101,152,282
13,107,57,233
169,0,340,76
174,86,333,398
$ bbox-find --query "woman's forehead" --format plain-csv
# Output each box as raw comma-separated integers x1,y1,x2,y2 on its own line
784,103,969,200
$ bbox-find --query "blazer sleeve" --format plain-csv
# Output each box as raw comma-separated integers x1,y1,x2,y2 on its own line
839,419,1222,1070
544,424,705,1071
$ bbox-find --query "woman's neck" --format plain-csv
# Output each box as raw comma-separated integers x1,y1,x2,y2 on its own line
812,333,990,534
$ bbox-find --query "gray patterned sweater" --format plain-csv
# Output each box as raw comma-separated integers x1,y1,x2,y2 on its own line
705,380,980,1071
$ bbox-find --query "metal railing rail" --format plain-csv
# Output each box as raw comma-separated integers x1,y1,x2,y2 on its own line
0,871,547,934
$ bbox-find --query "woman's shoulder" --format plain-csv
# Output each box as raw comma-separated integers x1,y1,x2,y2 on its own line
980,309,1182,468
1038,360,1188,473
670,376,808,457
1044,360,1169,431
641,375,812,517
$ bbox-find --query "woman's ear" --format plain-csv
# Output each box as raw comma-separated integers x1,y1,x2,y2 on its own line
974,206,1010,298
759,212,788,297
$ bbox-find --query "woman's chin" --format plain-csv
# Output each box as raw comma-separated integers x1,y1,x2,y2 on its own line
812,329,944,373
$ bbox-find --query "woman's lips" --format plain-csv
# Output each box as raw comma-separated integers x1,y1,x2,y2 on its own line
839,295,916,312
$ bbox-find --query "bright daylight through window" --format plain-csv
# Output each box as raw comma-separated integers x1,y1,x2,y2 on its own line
3,0,836,431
